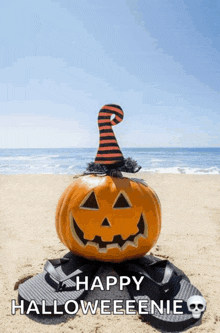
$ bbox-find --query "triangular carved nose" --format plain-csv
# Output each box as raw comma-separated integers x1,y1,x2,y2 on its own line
101,218,111,227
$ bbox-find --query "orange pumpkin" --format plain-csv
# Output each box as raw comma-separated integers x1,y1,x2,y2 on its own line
55,175,161,262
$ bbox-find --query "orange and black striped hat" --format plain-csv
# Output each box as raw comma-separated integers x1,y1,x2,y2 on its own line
95,104,124,166
85,104,141,175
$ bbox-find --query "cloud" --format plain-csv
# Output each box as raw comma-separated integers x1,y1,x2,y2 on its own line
0,101,97,148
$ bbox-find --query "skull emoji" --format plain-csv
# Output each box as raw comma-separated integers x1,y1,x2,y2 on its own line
187,295,206,319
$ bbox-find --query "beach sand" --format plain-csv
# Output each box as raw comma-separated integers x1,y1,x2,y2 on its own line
0,173,220,333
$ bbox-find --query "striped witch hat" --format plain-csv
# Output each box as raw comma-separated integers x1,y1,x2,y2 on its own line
95,104,124,167
85,104,141,175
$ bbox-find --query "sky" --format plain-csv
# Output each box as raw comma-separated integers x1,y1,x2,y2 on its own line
0,0,220,148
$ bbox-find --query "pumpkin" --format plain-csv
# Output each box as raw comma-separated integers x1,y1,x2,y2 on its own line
55,174,161,262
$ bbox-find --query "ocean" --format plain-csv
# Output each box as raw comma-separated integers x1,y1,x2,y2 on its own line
0,148,219,175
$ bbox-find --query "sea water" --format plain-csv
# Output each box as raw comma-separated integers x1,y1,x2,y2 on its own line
0,148,219,175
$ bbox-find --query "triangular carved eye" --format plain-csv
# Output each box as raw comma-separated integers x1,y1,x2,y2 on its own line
113,192,131,209
80,191,99,210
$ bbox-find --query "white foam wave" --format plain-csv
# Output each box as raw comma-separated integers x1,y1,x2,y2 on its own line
0,154,60,161
142,166,220,175
150,158,164,162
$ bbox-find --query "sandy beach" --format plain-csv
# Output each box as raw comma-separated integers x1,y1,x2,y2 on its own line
0,172,220,333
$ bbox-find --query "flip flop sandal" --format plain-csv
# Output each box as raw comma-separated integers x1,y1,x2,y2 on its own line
114,255,205,332
18,252,100,315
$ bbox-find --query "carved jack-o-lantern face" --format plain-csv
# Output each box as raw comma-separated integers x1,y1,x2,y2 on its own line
56,175,161,262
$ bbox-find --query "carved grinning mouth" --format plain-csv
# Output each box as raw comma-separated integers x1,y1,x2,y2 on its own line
71,214,148,252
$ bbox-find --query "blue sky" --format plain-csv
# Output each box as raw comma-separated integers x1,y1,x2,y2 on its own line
0,0,219,148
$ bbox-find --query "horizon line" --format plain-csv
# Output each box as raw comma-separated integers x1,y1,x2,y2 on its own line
1,147,220,149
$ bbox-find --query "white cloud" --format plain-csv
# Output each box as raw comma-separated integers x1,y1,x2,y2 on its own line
0,101,98,148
